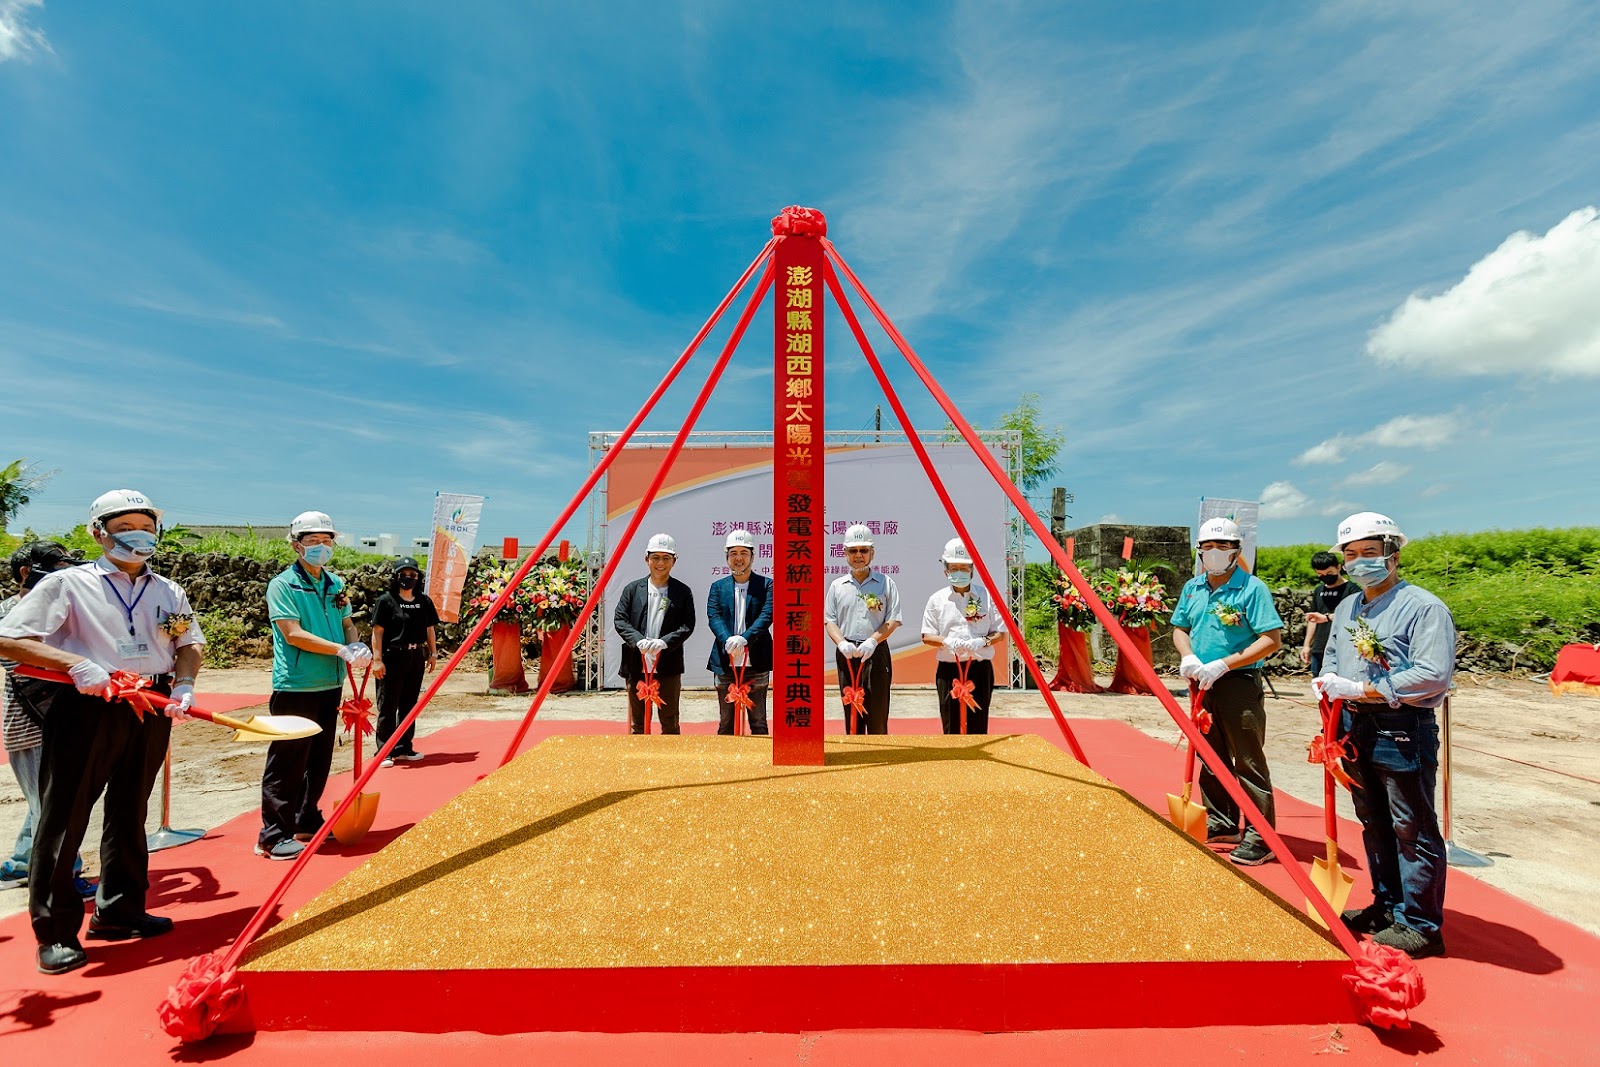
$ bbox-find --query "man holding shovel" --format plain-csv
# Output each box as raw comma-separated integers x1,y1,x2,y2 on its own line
0,489,205,975
1314,511,1453,959
256,511,372,860
1171,517,1284,867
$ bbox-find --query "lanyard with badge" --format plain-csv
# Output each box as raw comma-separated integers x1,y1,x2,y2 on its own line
103,572,155,660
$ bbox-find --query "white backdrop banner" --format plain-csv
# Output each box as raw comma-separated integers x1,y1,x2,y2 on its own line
601,443,1010,688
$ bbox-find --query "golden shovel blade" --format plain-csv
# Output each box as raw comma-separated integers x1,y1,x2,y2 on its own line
222,713,322,742
330,791,382,846
1305,855,1356,928
1165,790,1207,842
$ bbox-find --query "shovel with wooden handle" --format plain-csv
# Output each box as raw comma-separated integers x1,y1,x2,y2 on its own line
1166,682,1208,841
329,664,381,846
1306,693,1356,927
17,666,321,741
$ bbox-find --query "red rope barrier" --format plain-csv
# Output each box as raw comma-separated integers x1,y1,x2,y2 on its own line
496,260,776,766
823,265,1090,765
822,241,1422,1027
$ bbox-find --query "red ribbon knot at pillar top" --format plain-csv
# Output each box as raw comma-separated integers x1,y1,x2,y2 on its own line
104,670,158,719
771,206,828,236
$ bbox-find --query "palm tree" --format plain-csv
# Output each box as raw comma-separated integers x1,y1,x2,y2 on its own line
0,460,57,533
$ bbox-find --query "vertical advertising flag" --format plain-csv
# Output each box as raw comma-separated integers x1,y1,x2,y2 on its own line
426,492,485,622
772,232,826,766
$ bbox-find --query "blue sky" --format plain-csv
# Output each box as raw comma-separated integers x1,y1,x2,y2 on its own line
3,1,1598,551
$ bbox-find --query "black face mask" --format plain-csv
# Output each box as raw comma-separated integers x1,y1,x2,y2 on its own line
1320,573,1344,586
397,575,418,590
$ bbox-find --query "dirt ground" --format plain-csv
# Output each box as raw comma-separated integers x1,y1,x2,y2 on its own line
2,664,1596,935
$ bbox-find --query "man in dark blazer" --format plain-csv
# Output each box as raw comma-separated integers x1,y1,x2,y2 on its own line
614,533,696,734
705,529,774,735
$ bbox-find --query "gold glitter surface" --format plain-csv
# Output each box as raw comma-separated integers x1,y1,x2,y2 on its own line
243,735,1345,972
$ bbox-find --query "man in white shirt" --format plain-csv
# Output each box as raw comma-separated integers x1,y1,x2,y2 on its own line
613,533,696,733
0,490,205,975
919,538,1005,734
823,524,902,733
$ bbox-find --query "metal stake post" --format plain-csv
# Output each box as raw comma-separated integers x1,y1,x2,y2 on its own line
147,742,206,852
1440,696,1493,868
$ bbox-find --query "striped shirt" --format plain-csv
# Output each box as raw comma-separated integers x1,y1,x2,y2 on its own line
1,595,42,753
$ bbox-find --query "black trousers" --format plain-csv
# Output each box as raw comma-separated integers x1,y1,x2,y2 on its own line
625,673,682,734
376,645,428,755
836,643,893,734
714,671,770,735
935,659,994,735
31,682,171,947
1197,671,1277,845
258,688,341,848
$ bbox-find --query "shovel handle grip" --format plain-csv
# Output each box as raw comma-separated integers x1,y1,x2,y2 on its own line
13,664,254,731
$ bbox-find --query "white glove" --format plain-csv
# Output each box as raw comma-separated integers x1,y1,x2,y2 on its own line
942,635,965,654
725,635,747,656
1195,659,1231,690
836,640,858,658
167,683,195,722
964,637,989,655
1178,654,1203,680
337,642,374,667
857,636,879,659
1313,673,1367,701
68,659,112,696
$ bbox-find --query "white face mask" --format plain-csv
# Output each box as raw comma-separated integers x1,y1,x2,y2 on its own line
1200,547,1237,575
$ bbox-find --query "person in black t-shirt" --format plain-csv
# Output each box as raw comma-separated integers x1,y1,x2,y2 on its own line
1300,551,1360,677
370,557,439,765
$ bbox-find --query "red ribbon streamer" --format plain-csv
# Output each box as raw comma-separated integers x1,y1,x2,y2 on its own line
157,951,245,1041
1343,940,1426,1030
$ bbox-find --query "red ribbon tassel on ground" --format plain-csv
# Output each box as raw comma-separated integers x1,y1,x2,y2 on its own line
1343,940,1426,1029
156,951,246,1043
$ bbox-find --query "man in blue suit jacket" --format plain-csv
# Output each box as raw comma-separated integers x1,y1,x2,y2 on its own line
705,529,773,735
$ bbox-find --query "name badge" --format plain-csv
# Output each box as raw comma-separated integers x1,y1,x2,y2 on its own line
117,635,154,660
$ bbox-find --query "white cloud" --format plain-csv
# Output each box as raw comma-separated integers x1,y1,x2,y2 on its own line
1320,499,1359,517
1421,483,1451,498
1295,413,1457,465
1368,206,1600,376
1259,481,1314,519
1337,460,1410,488
0,0,48,62
1098,513,1122,524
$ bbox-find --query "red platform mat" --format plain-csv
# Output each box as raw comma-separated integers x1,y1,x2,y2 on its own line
0,716,1595,1064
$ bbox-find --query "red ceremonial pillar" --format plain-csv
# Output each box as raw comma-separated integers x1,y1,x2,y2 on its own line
770,206,828,767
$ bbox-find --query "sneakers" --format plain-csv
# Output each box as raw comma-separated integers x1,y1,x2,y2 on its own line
1372,922,1446,959
87,912,174,940
1205,825,1242,847
74,876,98,901
394,750,425,762
1341,902,1394,935
1228,838,1273,866
379,758,395,768
254,839,306,861
37,942,89,975
0,862,27,890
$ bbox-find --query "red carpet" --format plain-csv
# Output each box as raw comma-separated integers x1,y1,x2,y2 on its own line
0,716,1594,1065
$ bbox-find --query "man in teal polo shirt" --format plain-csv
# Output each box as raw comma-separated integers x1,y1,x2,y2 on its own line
1171,517,1284,866
256,511,371,860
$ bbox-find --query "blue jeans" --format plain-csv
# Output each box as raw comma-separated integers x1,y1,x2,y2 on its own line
6,746,82,877
1341,707,1447,936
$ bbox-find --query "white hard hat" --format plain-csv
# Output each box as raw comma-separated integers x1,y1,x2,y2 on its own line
843,524,874,548
1197,517,1242,544
288,511,337,540
646,532,677,556
940,538,973,566
1332,512,1407,551
89,489,163,527
725,528,756,551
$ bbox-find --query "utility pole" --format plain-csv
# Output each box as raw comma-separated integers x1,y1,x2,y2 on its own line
874,405,881,443
1050,487,1073,544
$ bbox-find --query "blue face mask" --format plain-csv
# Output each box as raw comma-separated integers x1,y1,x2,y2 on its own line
301,543,334,567
946,570,972,589
106,529,158,563
1344,555,1392,588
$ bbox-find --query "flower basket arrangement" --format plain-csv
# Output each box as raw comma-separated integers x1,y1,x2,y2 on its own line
461,557,592,637
1050,568,1099,631
1098,566,1172,630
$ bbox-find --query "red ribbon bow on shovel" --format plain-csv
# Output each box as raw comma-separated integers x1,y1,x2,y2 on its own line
841,657,866,733
728,654,754,736
951,656,981,735
1307,696,1360,791
635,670,663,734
339,664,374,738
101,670,161,719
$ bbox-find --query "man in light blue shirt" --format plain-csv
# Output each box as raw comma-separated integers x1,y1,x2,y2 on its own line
1314,511,1454,960
1170,517,1284,867
823,525,901,733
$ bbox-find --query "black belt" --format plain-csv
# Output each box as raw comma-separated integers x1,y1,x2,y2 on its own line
393,643,429,651
1350,701,1433,712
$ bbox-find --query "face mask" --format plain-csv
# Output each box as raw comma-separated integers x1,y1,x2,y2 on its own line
1199,547,1236,575
397,575,418,590
301,543,334,567
106,530,158,563
946,570,972,589
1320,573,1345,586
1344,556,1392,588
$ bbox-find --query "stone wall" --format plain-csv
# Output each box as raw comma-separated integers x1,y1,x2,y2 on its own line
1062,523,1193,668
